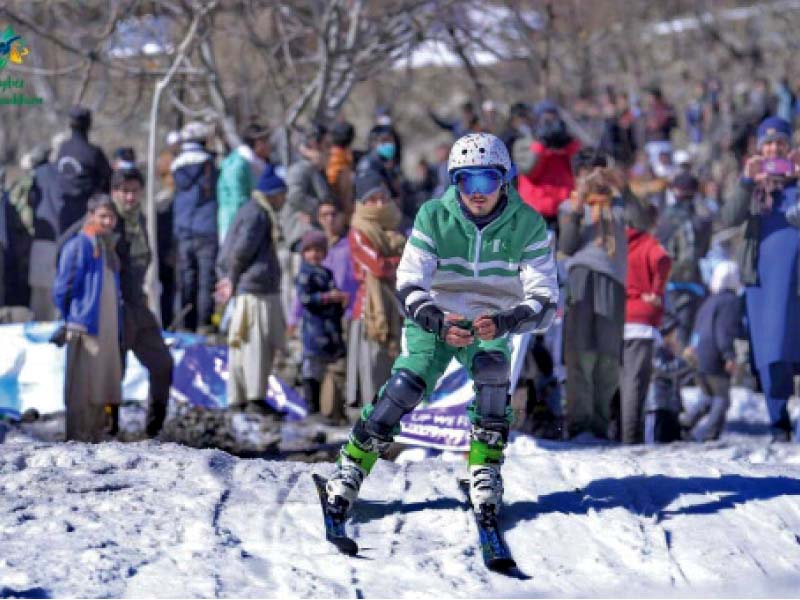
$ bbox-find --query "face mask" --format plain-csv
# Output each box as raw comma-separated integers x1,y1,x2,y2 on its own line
376,142,396,161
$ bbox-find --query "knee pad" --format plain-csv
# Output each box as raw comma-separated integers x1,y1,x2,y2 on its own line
364,369,426,440
471,351,510,434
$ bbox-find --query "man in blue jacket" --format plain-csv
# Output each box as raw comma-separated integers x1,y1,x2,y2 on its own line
171,121,218,333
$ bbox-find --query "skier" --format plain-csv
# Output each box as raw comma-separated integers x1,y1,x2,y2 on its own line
320,133,558,536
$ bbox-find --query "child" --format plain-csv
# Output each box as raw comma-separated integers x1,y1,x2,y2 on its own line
296,230,348,415
644,313,694,444
680,261,742,441
53,193,122,442
622,202,671,443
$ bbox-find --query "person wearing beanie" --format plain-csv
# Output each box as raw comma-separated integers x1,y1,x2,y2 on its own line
654,171,711,348
215,163,286,417
56,105,113,231
295,229,347,416
326,121,356,217
345,170,406,409
217,122,272,243
680,261,743,442
621,202,672,444
722,115,800,442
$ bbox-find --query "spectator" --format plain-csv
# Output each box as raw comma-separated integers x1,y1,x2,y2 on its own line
681,261,742,442
326,121,356,218
55,106,112,230
500,102,533,157
346,170,405,408
296,230,347,415
656,172,712,348
621,202,672,444
280,124,331,318
516,100,581,228
428,101,477,139
171,120,219,333
642,87,677,172
215,163,286,414
217,122,271,243
110,168,174,437
156,130,181,328
721,116,800,442
559,149,627,439
356,124,403,201
3,144,49,309
644,313,693,444
112,147,136,171
28,132,69,321
52,193,122,442
431,141,452,199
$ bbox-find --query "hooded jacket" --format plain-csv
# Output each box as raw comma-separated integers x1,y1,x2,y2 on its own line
171,142,218,240
397,185,558,322
625,227,672,326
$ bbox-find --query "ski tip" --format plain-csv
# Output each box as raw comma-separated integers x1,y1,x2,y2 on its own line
488,557,517,571
328,535,359,556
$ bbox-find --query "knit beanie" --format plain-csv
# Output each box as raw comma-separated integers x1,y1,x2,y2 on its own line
354,170,387,202
756,116,792,148
300,229,328,253
257,164,287,196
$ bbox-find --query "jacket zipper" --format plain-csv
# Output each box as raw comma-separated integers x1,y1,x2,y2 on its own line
474,226,482,278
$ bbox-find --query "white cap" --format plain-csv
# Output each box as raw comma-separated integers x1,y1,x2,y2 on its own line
673,149,691,166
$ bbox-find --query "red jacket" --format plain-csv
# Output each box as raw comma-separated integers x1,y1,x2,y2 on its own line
625,227,672,326
517,139,580,220
348,228,400,320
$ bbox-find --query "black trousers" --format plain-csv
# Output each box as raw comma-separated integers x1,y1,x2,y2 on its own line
123,303,174,420
176,236,217,331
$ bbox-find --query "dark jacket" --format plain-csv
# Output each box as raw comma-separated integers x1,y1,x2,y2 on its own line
217,198,281,296
171,143,218,240
692,290,742,376
30,162,65,240
296,261,345,360
721,178,800,294
53,231,121,336
655,201,712,285
55,130,112,229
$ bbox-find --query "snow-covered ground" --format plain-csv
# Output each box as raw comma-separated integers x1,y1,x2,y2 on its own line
2,389,800,598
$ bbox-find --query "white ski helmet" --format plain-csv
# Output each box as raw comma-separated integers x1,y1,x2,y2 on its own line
447,132,512,177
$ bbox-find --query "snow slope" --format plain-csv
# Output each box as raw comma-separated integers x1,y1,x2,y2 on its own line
2,390,800,598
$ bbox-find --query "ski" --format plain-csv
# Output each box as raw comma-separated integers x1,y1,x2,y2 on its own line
312,474,359,556
458,479,531,580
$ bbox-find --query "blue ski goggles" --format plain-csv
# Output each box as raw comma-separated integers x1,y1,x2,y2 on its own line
451,168,505,195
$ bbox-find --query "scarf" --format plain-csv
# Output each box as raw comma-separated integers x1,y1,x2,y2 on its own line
82,222,120,272
111,198,149,265
253,191,283,246
326,146,353,187
351,201,405,352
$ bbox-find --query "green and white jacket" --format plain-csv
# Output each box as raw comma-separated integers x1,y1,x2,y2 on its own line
397,185,558,330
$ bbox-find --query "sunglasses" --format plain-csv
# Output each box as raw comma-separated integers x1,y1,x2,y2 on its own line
453,168,504,196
